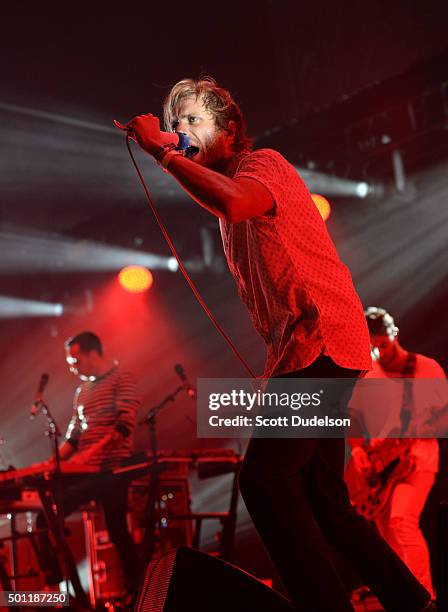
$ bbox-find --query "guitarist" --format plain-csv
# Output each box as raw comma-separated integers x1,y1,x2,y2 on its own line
348,307,446,600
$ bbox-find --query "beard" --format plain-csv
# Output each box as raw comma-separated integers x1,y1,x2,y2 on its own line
200,132,230,169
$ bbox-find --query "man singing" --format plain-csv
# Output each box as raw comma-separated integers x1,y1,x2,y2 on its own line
128,77,433,611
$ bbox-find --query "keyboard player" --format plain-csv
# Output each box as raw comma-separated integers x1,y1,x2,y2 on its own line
37,331,141,595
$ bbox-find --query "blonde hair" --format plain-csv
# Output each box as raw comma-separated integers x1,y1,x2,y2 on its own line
163,76,252,153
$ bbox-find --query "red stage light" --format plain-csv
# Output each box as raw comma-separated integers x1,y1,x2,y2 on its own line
311,194,331,221
118,266,153,293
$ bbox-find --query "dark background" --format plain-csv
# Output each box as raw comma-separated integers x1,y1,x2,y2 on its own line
1,0,447,587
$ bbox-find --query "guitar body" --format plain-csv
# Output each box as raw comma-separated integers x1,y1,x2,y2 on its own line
345,439,415,521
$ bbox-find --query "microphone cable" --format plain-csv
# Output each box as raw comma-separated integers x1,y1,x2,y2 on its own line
124,135,256,379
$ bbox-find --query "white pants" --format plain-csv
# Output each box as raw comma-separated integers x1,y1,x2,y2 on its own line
375,470,435,599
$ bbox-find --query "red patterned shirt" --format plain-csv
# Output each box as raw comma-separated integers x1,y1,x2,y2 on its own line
220,148,372,377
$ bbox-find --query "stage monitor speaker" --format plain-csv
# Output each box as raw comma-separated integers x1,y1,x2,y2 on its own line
134,546,293,612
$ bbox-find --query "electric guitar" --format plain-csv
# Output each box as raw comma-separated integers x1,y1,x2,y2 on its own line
344,439,415,521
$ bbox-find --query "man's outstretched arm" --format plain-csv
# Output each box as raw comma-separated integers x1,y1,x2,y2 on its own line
165,155,273,223
129,114,274,223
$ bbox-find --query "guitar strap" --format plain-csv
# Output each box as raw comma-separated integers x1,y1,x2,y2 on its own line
399,352,417,436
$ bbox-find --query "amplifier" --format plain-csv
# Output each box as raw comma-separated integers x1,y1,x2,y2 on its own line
79,506,126,603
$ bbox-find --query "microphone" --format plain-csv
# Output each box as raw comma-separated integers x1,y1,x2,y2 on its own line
113,120,198,157
30,373,49,418
174,364,196,400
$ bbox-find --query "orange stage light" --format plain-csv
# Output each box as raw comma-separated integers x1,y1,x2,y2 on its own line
118,266,153,293
311,193,331,221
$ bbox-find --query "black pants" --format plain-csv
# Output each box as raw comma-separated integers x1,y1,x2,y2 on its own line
238,356,430,612
36,473,139,594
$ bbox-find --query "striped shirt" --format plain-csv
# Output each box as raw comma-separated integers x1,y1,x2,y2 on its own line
65,365,140,470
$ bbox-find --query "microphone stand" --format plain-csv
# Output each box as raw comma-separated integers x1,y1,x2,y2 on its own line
35,401,89,608
138,384,186,569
